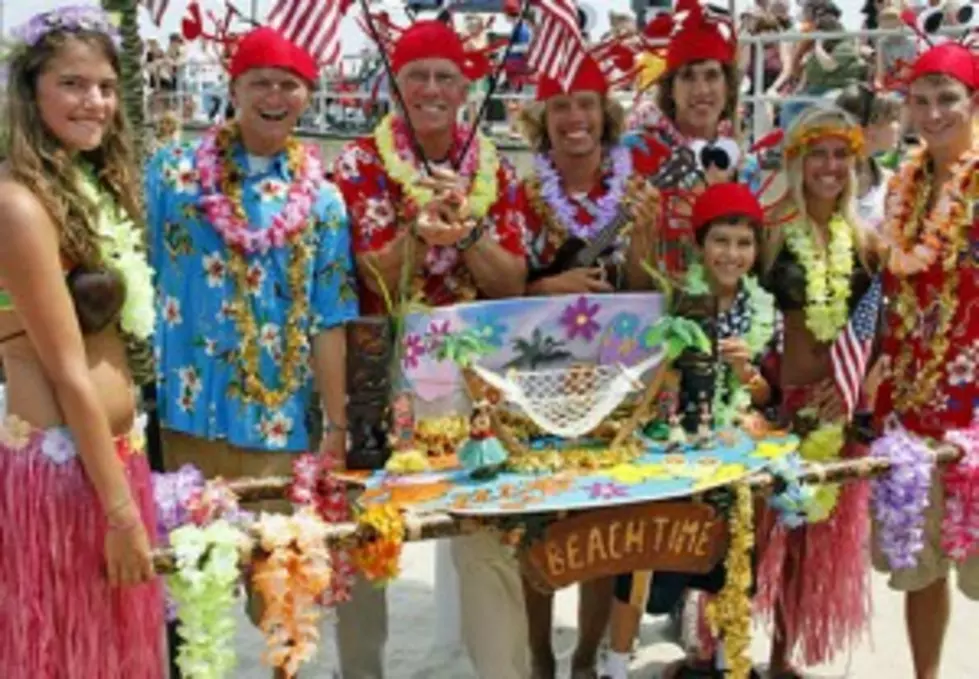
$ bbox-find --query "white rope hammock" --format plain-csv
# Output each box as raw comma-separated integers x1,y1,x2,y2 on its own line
471,347,665,439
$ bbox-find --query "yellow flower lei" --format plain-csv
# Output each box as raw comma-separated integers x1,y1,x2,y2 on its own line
784,125,865,160
798,422,845,521
784,214,853,343
351,504,406,584
374,113,499,220
217,129,313,409
888,149,978,413
706,482,754,679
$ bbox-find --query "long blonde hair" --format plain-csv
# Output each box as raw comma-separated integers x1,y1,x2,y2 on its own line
762,105,872,273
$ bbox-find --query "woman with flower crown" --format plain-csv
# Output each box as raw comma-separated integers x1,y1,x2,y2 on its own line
0,7,162,675
754,104,881,678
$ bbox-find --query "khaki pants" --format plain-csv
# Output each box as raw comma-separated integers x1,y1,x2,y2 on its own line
452,532,532,679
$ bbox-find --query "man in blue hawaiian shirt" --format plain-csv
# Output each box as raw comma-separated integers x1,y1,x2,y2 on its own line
145,25,361,674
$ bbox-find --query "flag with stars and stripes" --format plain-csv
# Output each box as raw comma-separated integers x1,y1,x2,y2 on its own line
527,0,587,91
831,275,883,419
142,0,169,27
268,0,353,66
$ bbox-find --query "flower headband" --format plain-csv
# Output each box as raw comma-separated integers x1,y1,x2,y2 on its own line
784,124,865,160
11,6,120,49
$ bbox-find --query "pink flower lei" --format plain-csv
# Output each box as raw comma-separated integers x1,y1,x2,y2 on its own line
943,424,979,562
195,125,323,255
534,145,633,240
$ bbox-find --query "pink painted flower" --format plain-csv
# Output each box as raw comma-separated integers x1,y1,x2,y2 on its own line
586,481,628,501
560,296,601,342
402,333,425,369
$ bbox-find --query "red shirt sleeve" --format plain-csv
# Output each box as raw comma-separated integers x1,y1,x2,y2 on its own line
331,138,398,256
485,158,527,258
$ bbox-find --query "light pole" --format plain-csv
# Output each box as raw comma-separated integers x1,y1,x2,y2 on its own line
251,0,259,24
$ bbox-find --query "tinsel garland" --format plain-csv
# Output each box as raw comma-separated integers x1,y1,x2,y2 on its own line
251,510,333,677
290,453,355,604
706,482,754,679
168,520,248,679
943,425,979,562
798,422,845,522
870,426,934,569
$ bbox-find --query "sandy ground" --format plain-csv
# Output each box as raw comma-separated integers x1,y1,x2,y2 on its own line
229,540,979,679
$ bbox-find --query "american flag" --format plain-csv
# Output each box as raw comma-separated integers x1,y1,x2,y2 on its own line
831,275,883,419
527,0,587,90
142,0,169,27
268,0,353,66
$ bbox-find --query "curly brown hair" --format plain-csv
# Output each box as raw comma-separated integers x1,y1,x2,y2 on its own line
6,29,143,269
518,96,627,153
655,60,739,129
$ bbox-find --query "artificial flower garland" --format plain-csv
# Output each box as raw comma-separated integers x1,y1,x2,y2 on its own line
350,503,406,584
943,424,979,562
797,422,845,522
196,123,323,255
884,148,978,413
870,425,934,569
251,510,333,677
706,482,754,679
168,520,248,679
784,124,865,160
766,455,818,529
77,167,156,340
533,145,632,240
784,214,853,343
685,263,776,427
290,453,355,605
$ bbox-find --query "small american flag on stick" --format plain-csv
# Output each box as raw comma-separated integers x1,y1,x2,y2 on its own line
831,275,883,419
527,0,587,90
268,0,353,66
142,0,169,27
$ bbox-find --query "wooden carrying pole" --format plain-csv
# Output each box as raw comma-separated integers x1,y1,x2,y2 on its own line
152,443,964,574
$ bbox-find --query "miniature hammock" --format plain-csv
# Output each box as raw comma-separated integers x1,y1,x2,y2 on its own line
470,347,665,439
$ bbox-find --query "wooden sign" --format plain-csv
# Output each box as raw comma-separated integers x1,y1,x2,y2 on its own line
521,501,727,592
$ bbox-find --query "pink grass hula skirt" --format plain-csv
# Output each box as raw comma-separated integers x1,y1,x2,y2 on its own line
0,416,164,678
754,380,871,666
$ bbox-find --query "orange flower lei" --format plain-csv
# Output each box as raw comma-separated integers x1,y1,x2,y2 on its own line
216,128,314,409
886,147,979,413
784,125,865,160
251,510,332,678
350,504,405,584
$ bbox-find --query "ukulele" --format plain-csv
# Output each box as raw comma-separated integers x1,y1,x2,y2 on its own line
528,147,702,284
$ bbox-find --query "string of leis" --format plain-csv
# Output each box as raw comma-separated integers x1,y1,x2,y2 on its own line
685,264,776,426
798,422,845,522
943,425,979,562
251,510,333,678
289,453,356,605
784,125,865,160
869,424,934,569
765,455,818,529
886,149,977,413
349,503,406,584
167,520,249,679
784,214,853,343
705,482,754,679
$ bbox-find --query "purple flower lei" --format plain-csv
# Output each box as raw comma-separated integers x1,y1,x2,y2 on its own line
870,425,934,570
11,6,120,49
534,145,632,240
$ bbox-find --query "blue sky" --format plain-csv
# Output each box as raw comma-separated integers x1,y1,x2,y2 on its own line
4,0,870,56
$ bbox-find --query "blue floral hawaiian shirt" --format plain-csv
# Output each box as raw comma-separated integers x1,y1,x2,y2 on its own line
145,140,358,452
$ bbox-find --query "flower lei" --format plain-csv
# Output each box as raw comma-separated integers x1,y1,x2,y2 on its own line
706,482,753,679
168,520,248,679
943,424,979,562
76,167,155,340
870,424,934,569
196,123,322,255
685,264,775,427
533,145,632,240
251,510,333,677
784,214,853,343
290,453,355,605
784,125,865,160
350,504,406,584
885,148,978,413
766,455,818,528
798,422,845,522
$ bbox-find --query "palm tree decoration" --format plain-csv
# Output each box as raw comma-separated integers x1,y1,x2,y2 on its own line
102,0,146,162
432,327,497,368
504,328,573,370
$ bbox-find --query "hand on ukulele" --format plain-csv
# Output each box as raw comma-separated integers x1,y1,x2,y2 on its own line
627,184,659,265
414,168,476,247
539,267,613,295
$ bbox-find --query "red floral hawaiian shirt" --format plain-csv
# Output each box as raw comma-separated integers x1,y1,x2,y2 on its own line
332,135,525,315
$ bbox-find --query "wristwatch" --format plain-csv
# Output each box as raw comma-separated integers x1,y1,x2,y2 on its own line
455,220,484,252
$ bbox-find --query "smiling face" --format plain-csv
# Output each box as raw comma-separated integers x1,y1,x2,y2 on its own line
670,60,729,136
699,219,758,292
35,38,119,153
802,137,853,205
396,58,468,138
545,91,604,159
232,67,311,154
908,75,976,158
